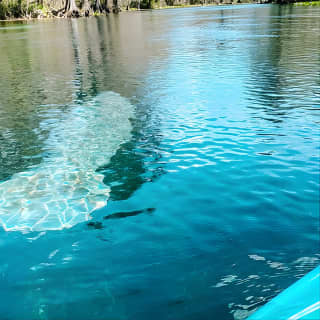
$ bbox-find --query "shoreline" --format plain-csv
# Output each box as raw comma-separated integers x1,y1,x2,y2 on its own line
0,3,254,22
0,1,319,22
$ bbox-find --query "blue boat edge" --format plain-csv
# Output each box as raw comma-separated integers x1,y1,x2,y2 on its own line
247,266,320,320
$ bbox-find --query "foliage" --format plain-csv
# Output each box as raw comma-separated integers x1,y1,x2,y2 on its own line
0,3,7,19
138,0,157,8
8,0,22,18
26,3,43,14
294,0,320,4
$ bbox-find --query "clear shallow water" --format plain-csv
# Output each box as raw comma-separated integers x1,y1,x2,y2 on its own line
0,92,134,231
0,4,319,320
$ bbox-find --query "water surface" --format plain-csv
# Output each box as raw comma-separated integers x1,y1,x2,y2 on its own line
0,4,319,320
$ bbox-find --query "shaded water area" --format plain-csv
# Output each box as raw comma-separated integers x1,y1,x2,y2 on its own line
0,4,319,319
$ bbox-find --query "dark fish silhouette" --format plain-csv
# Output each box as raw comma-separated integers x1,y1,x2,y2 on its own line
87,221,103,229
104,208,155,220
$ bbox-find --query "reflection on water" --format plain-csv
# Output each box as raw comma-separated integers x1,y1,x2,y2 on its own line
0,14,167,181
98,102,164,201
0,4,319,320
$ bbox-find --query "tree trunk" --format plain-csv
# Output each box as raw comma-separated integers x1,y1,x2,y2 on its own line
104,0,111,12
82,0,91,16
65,0,80,17
112,0,120,12
95,0,104,12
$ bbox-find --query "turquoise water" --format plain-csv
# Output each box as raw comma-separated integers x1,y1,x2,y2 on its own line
0,4,319,320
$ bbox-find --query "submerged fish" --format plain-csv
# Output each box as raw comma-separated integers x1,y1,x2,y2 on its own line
103,208,155,220
0,92,134,232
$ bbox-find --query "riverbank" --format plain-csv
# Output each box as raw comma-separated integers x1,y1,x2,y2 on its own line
0,3,219,21
0,1,265,21
0,0,318,21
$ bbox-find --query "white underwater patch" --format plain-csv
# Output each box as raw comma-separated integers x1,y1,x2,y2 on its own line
0,91,134,232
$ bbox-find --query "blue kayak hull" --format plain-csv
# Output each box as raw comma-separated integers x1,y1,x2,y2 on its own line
248,266,320,320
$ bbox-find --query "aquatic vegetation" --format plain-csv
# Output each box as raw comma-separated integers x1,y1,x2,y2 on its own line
0,92,134,232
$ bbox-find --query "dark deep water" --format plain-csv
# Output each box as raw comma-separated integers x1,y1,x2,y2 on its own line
0,4,319,320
